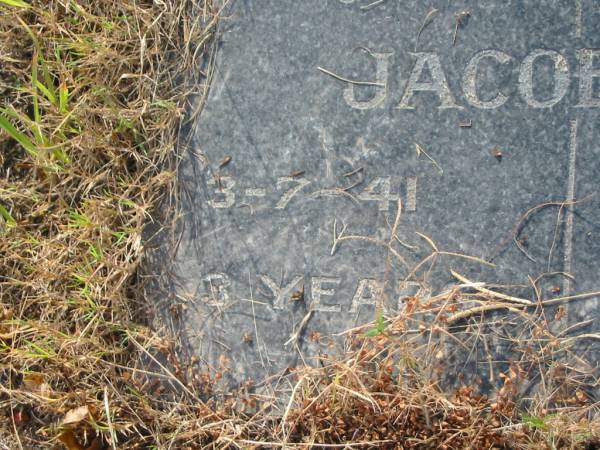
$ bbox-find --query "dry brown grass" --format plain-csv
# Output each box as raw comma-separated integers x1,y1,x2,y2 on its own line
0,0,220,447
0,0,599,449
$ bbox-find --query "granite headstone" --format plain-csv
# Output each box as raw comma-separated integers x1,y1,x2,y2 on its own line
156,0,600,389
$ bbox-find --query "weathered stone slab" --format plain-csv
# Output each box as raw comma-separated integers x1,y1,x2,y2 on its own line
158,0,600,388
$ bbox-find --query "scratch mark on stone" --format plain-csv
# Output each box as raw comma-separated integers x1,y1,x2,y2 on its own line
245,188,266,197
320,127,334,179
575,0,583,39
563,119,578,296
406,177,417,212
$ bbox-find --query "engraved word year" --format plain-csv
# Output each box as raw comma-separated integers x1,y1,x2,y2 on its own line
198,272,430,314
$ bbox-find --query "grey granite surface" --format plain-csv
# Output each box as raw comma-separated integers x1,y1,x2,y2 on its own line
153,0,600,391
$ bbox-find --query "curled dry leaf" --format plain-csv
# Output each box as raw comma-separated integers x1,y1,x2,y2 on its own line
62,405,90,426
58,431,104,450
23,373,44,388
23,373,54,402
58,430,85,450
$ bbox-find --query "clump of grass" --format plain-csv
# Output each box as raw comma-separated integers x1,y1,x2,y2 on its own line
0,1,221,448
1,0,599,449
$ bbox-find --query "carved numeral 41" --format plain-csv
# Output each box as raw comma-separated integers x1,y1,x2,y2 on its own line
357,176,417,212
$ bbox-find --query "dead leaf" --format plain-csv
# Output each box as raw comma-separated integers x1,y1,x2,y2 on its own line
58,430,85,450
58,422,105,450
62,405,90,426
58,433,105,450
86,437,105,450
23,372,44,388
23,372,54,398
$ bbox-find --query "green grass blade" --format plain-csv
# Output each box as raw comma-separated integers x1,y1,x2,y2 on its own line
0,114,38,157
52,147,70,164
0,204,16,229
30,51,44,144
34,78,57,107
522,415,549,431
19,20,56,102
38,55,56,103
375,313,385,332
59,82,69,114
1,106,47,145
17,16,39,49
0,0,30,8
363,328,381,337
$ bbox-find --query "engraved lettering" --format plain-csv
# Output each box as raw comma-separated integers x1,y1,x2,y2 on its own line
575,0,583,39
275,176,311,209
576,49,600,107
350,278,382,313
358,176,398,211
343,52,391,110
398,52,462,109
310,276,341,312
518,49,570,108
330,49,600,111
260,274,304,310
406,177,417,212
463,50,512,109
